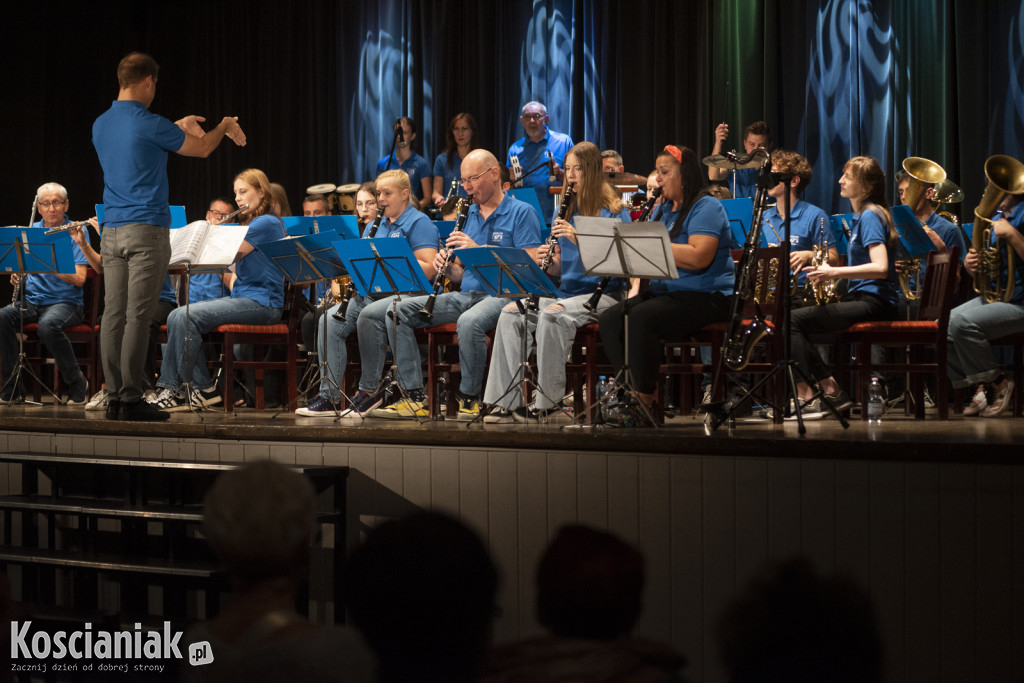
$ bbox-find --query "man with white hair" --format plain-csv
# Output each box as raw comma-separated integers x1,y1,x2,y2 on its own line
0,182,90,405
506,101,573,212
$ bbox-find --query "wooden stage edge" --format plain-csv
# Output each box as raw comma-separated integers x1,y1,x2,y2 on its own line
0,405,1021,465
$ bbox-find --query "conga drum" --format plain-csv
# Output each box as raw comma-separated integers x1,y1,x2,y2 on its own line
336,183,360,214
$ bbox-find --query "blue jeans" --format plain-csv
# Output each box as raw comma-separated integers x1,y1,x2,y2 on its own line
946,296,1024,388
356,291,504,397
0,301,84,389
156,296,282,392
317,294,368,400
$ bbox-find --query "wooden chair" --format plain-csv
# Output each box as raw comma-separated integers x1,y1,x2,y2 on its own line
425,322,493,418
23,268,102,400
839,248,960,420
212,284,306,413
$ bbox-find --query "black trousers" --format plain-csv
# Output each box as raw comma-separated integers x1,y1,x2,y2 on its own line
599,290,732,395
789,294,894,382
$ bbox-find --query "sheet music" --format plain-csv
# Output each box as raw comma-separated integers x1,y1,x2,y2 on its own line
169,220,248,268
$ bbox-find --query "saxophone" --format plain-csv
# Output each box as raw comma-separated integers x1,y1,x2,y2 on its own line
722,148,773,371
804,217,838,306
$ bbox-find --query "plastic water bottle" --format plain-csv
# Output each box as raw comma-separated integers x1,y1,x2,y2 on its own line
867,377,884,424
597,376,608,400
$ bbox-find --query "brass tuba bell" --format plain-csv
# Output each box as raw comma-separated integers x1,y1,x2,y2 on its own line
972,155,1024,303
898,157,947,301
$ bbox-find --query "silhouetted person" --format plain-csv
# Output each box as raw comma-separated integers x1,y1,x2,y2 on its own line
345,511,499,683
718,558,882,683
182,461,375,683
481,524,686,682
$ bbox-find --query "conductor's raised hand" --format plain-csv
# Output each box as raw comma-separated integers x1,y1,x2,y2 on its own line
223,117,246,147
175,115,207,138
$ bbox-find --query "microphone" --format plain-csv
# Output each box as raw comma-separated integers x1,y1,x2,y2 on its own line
395,118,406,147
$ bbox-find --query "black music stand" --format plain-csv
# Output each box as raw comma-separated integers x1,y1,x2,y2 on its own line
574,220,680,428
702,172,850,434
260,231,350,418
339,238,433,419
0,227,77,405
456,246,561,425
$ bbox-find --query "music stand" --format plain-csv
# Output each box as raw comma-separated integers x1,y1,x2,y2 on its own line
338,238,433,418
0,227,77,405
456,246,561,424
259,230,350,417
574,218,680,427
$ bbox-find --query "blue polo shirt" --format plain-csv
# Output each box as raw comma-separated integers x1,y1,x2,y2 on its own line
381,205,441,255
459,193,543,293
845,208,899,306
506,127,574,211
432,153,469,199
760,200,833,285
92,100,186,228
25,219,89,307
376,152,432,200
233,215,286,308
648,196,734,296
188,273,225,303
558,207,632,297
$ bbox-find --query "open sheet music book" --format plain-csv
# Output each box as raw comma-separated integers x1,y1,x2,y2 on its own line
169,220,249,269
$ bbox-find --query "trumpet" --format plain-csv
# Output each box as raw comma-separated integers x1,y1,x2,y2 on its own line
972,154,1024,303
898,157,946,301
529,185,576,310
419,196,472,318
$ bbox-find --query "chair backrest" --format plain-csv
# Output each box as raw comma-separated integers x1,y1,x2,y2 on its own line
82,268,102,327
917,246,960,324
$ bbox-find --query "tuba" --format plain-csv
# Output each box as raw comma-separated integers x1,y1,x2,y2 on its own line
972,154,1024,303
898,157,946,301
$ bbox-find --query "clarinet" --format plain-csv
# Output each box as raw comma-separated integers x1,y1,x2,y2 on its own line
583,186,662,311
529,185,576,310
419,196,471,318
332,206,385,322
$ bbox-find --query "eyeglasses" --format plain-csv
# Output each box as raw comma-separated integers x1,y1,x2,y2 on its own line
521,113,545,121
459,167,495,187
38,200,66,209
207,210,228,219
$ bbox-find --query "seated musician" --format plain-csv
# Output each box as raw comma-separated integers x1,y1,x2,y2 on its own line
299,192,336,356
0,183,90,405
483,141,631,423
597,145,735,426
601,149,624,173
377,116,432,208
431,113,479,210
759,150,836,304
708,121,772,200
946,190,1024,417
150,169,285,412
786,156,899,419
358,150,542,420
296,172,438,417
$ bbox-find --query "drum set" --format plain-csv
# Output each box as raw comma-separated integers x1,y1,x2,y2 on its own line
305,182,362,215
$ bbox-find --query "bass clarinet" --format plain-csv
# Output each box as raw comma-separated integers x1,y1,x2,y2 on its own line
419,196,472,318
332,205,385,322
583,186,662,311
529,185,576,310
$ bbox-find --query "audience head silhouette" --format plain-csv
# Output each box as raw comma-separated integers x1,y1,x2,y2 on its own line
346,511,498,683
718,558,882,683
537,524,645,639
203,459,314,583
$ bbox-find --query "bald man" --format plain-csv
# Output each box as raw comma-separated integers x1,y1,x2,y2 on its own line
355,150,543,420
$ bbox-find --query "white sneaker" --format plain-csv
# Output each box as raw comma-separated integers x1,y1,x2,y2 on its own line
142,389,158,403
149,388,177,405
963,388,987,416
85,388,109,411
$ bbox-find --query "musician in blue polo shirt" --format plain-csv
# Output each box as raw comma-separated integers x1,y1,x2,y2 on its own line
506,101,574,213
0,183,90,405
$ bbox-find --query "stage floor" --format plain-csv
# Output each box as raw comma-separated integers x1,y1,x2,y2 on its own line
0,400,1020,464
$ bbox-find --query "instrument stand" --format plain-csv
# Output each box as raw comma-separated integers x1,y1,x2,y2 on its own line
455,248,564,427
703,173,850,435
0,230,77,406
340,238,435,424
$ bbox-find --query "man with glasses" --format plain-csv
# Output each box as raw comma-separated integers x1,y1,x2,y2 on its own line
506,101,573,213
0,183,91,405
357,150,543,420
